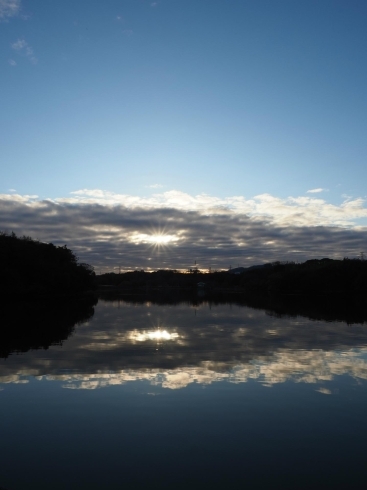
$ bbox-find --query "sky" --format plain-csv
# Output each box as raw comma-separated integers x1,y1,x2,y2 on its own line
1,0,367,271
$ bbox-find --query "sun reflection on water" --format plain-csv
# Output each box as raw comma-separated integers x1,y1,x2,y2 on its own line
129,329,179,342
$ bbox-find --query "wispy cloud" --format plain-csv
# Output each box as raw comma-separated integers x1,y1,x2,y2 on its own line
8,59,16,66
0,0,20,20
145,184,164,189
11,38,37,64
307,188,326,194
1,190,367,271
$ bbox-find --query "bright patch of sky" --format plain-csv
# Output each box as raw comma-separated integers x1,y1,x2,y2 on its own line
1,0,366,202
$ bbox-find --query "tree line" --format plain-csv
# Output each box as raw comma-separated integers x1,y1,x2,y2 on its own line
97,257,367,295
0,231,95,298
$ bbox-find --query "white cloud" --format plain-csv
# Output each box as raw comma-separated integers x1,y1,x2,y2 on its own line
11,38,37,64
0,0,20,20
0,193,38,203
145,184,164,189
307,188,326,194
66,189,367,228
8,59,16,66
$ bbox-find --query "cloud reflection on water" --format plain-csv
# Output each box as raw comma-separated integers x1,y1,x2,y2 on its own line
1,347,367,390
1,298,367,391
37,348,367,390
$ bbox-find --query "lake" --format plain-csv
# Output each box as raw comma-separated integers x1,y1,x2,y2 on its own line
1,294,367,489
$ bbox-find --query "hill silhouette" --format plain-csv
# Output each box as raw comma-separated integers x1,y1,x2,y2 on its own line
97,258,367,295
0,232,95,298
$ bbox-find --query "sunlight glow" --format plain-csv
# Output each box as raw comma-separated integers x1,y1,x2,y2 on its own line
129,233,180,246
129,329,179,342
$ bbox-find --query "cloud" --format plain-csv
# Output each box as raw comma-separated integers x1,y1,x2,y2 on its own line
8,59,16,66
307,188,326,194
1,189,367,271
0,0,20,20
11,38,37,64
145,184,164,189
66,188,367,227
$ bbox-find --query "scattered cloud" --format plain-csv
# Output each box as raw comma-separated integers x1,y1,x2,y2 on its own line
122,29,133,36
151,2,157,6
0,0,20,20
145,184,164,189
8,188,16,192
307,188,326,194
11,38,37,64
8,59,16,66
1,189,367,271
11,38,25,50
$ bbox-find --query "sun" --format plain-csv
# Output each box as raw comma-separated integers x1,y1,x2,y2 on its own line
129,229,180,248
129,329,180,342
146,234,178,245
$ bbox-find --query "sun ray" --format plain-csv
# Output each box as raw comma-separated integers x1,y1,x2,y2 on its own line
128,227,181,249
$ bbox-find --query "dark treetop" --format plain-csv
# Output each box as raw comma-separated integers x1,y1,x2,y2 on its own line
0,231,95,298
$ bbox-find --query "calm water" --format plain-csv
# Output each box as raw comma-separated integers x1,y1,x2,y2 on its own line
1,295,367,489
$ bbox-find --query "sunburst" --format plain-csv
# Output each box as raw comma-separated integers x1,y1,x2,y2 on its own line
129,227,180,250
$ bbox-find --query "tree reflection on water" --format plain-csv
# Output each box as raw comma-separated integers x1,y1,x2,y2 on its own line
0,297,97,358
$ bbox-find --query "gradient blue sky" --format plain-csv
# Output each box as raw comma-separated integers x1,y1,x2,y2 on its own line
1,0,367,270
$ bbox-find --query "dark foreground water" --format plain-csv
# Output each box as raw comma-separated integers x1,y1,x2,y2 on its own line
1,295,367,490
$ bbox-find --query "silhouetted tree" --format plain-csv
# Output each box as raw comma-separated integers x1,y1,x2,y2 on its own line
0,231,95,297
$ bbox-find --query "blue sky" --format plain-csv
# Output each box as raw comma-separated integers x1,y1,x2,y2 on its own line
1,0,367,269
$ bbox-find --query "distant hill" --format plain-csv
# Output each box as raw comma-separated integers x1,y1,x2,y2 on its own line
97,258,367,296
226,258,367,294
228,264,273,274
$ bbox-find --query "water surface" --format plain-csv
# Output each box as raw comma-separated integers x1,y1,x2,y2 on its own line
1,296,367,489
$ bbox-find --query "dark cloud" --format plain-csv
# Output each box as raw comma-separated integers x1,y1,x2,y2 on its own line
1,197,366,271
